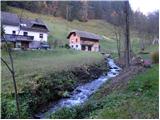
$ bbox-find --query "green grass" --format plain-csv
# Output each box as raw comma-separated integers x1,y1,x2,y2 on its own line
50,64,159,119
90,65,159,119
1,48,104,93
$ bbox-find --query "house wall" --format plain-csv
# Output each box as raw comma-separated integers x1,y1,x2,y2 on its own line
69,34,81,50
68,33,100,52
80,39,100,52
3,25,48,42
19,30,48,42
3,25,19,34
3,25,48,49
92,43,99,52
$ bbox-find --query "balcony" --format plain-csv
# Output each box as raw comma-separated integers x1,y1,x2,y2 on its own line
1,34,34,42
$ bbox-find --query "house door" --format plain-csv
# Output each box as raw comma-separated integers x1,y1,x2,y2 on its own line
88,45,92,51
81,45,86,50
21,41,29,49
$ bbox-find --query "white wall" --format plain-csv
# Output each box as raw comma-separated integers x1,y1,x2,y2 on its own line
3,25,19,34
69,43,81,50
19,30,48,42
3,25,48,42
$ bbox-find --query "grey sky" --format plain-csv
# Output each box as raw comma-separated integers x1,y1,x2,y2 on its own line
129,0,159,15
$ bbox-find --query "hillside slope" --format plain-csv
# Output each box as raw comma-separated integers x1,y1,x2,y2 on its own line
7,7,122,52
7,7,151,54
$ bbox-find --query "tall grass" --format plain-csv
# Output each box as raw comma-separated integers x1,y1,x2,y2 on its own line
1,49,104,93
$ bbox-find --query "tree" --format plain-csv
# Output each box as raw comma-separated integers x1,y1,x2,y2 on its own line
78,1,88,22
0,10,24,117
1,26,20,118
124,1,130,67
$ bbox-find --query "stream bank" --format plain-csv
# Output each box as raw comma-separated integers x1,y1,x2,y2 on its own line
1,59,108,119
49,61,158,119
35,58,121,118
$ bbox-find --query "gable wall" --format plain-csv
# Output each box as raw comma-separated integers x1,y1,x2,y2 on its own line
3,25,19,34
69,33,81,50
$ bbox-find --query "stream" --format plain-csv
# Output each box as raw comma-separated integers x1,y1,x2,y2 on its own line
35,58,121,118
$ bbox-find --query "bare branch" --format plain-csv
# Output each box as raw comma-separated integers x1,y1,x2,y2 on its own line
1,57,13,73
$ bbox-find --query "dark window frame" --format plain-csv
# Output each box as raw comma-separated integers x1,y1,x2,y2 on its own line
12,30,16,35
23,32,28,36
39,33,43,38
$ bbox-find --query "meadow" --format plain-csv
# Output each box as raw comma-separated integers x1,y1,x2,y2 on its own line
2,48,104,93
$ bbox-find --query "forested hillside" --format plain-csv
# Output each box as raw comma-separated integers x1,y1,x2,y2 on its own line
2,1,159,37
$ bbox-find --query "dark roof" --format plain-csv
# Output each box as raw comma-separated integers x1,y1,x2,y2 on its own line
20,18,49,32
67,30,102,40
1,12,49,33
1,12,19,26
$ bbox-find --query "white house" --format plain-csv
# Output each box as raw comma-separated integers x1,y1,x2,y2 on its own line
1,12,49,49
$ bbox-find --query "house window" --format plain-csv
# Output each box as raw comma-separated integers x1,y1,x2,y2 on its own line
76,45,78,48
12,31,16,35
71,45,74,48
71,40,74,43
39,33,43,38
76,39,78,42
23,32,28,36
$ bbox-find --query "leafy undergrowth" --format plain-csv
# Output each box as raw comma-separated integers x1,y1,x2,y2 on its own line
50,64,159,119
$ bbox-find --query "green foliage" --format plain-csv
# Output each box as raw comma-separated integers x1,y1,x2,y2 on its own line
64,43,70,49
1,49,107,118
1,2,9,11
50,102,99,119
151,51,159,63
1,42,15,51
1,94,31,119
49,65,159,119
93,65,159,119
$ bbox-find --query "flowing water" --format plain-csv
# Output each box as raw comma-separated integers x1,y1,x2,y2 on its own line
35,58,121,118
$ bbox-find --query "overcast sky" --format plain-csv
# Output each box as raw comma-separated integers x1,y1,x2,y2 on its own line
129,0,159,15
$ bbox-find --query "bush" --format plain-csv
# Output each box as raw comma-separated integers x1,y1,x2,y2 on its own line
50,102,100,119
64,44,70,49
50,107,77,119
1,42,14,50
151,51,159,63
1,94,31,119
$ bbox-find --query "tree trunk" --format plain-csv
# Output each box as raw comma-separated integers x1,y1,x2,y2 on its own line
124,1,130,68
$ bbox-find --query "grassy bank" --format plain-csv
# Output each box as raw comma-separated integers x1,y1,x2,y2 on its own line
1,48,107,118
2,49,104,93
50,64,159,119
